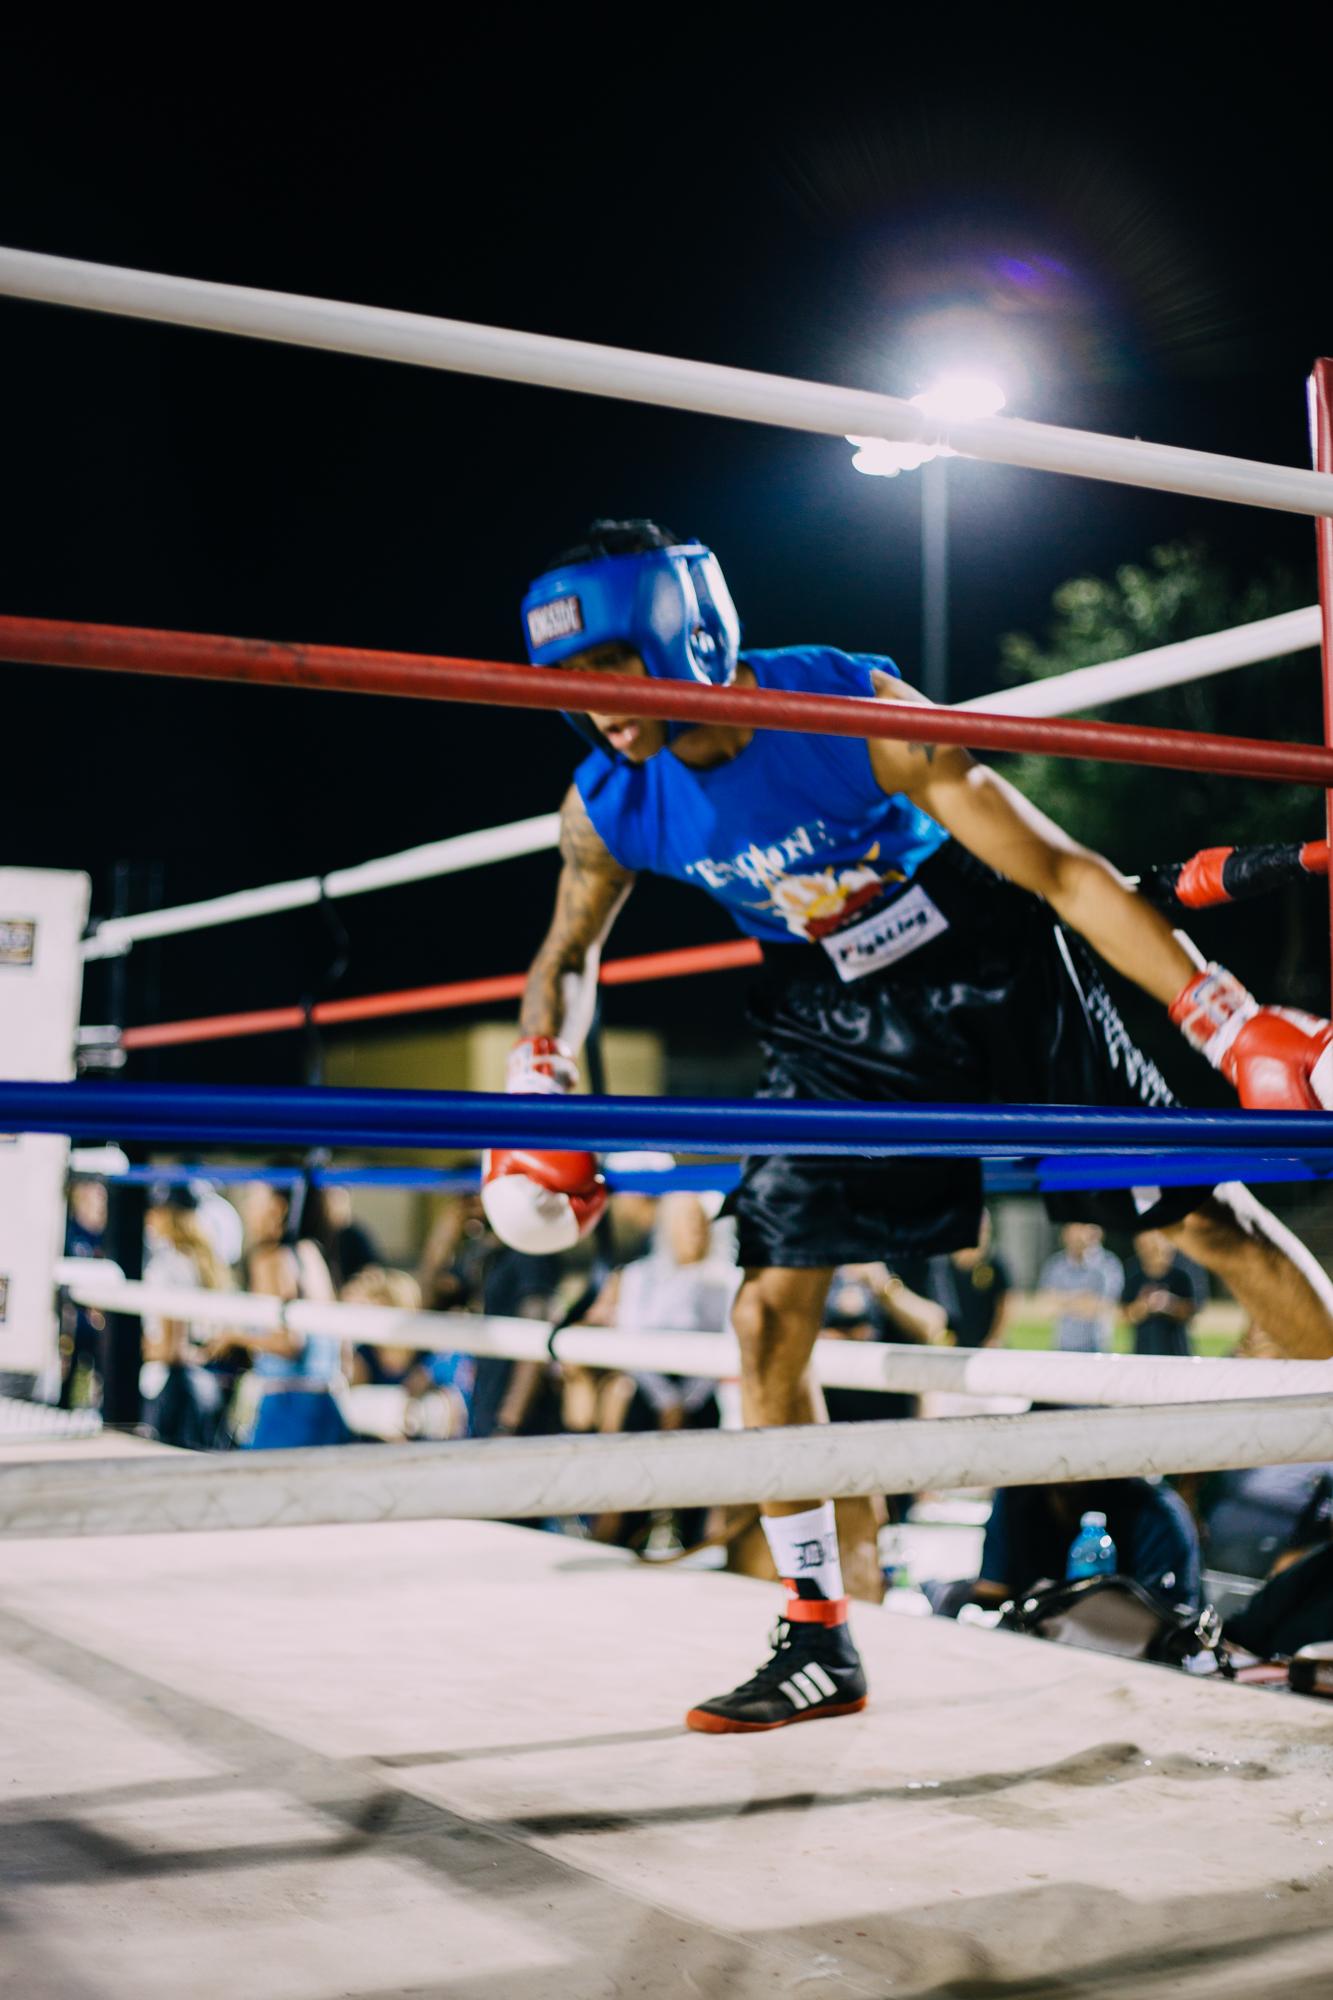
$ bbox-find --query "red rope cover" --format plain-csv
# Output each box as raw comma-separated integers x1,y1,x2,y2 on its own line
4,613,1333,785
120,937,763,1051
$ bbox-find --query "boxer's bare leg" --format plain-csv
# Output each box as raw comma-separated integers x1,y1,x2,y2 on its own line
687,1266,873,1729
1165,1187,1333,1360
727,1498,888,1604
730,1266,885,1604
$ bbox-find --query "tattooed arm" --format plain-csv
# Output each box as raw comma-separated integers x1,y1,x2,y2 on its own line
865,671,1201,1007
519,785,636,1051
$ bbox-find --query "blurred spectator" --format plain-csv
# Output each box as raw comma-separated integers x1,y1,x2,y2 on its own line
417,1195,488,1314
1122,1230,1204,1358
925,1211,1015,1349
1199,1463,1333,1579
576,1194,737,1434
821,1263,946,1428
1225,1542,1333,1666
60,1180,108,1407
1037,1223,1124,1354
981,1479,1201,1610
189,1180,245,1271
342,1263,473,1440
928,1476,1202,1617
322,1184,381,1287
820,1264,948,1532
66,1178,107,1257
345,1263,427,1387
607,1189,660,1266
140,1183,234,1449
473,1239,564,1440
576,1193,738,1546
230,1181,352,1449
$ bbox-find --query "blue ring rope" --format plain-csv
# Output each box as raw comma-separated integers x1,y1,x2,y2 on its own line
18,1078,1333,1159
71,1155,1333,1197
79,1162,737,1195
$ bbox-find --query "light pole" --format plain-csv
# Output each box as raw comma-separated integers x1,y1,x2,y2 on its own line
920,453,949,703
849,372,1006,703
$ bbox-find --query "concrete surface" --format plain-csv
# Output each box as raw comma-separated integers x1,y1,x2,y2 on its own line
2,1513,1333,1998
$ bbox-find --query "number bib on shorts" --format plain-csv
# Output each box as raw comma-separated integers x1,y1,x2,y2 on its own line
819,882,950,983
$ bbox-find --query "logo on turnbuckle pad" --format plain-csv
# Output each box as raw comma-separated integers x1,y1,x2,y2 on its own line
0,920,36,968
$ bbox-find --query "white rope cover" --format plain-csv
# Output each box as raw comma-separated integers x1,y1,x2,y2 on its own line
54,1264,1333,1407
75,607,1320,959
963,604,1321,718
4,1395,1333,1540
0,1395,102,1443
3,246,1332,515
80,812,561,960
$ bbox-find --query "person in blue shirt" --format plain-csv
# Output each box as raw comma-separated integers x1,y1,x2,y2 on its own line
234,1181,352,1450
481,518,1333,1736
1037,1223,1124,1354
925,1476,1202,1618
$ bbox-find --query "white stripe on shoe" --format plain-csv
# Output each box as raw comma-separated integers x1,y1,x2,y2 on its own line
790,1671,825,1707
803,1661,839,1700
779,1677,810,1710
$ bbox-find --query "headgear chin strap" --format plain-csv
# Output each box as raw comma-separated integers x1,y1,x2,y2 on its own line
520,539,741,754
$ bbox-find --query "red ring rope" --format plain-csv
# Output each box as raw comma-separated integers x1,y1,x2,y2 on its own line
120,938,763,1051
4,614,1332,785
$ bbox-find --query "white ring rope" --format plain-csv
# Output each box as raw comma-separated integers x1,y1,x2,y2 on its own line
80,811,561,961
77,607,1320,960
962,604,1321,718
2,247,1332,516
4,1395,1333,1540
0,1394,102,1443
54,1263,1333,1408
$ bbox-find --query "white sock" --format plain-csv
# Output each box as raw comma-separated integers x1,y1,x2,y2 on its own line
761,1502,845,1602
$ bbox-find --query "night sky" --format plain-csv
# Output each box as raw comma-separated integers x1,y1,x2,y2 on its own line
3,43,1331,1079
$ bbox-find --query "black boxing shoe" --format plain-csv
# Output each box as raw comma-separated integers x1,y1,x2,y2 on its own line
685,1598,868,1734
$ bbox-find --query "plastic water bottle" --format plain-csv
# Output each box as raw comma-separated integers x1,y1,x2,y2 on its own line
1065,1510,1117,1580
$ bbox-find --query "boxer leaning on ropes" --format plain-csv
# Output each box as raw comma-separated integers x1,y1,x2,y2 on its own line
481,519,1333,1734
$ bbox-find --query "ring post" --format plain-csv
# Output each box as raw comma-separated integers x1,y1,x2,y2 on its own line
1310,359,1333,1004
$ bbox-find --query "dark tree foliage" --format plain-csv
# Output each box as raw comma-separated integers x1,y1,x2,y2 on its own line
994,542,1328,1014
997,541,1319,869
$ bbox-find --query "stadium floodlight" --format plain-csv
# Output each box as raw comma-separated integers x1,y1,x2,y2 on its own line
847,374,1008,699
846,374,1008,476
912,373,1008,424
847,434,939,477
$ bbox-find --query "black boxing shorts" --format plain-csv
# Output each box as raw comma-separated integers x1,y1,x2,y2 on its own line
732,841,1212,1269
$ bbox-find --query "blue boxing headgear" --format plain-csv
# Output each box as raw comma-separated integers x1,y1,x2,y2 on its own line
521,527,741,748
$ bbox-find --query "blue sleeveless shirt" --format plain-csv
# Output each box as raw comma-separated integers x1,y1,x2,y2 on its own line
574,646,949,947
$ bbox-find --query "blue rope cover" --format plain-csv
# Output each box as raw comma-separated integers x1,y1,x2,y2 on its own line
20,1077,1333,1162
73,1155,1333,1198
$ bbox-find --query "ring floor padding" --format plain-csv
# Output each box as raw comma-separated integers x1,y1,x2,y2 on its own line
2,1462,1331,1998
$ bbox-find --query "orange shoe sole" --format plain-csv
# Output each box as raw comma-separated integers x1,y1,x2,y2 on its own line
684,1696,868,1734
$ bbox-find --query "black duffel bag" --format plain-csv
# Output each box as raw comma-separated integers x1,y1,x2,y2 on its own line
1000,1572,1226,1669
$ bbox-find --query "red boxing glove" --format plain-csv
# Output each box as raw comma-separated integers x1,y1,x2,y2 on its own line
505,1035,580,1095
481,1036,607,1252
1169,964,1333,1110
482,1147,607,1253
1172,847,1234,909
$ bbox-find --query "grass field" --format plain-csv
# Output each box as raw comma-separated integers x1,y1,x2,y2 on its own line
1004,1316,1243,1359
